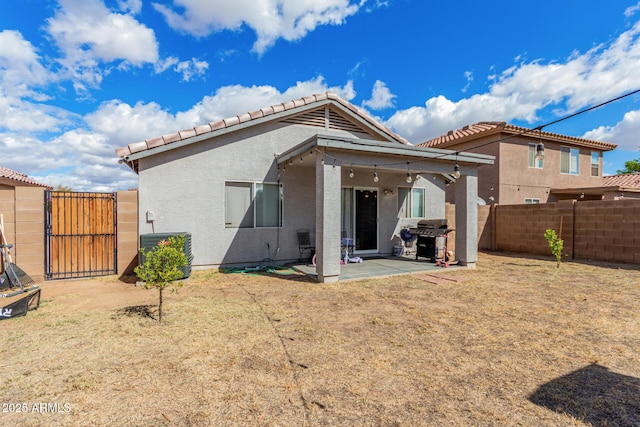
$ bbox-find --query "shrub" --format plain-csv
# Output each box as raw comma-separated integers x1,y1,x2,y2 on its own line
544,229,564,268
134,235,187,322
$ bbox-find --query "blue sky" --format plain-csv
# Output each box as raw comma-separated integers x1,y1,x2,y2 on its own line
1,0,640,191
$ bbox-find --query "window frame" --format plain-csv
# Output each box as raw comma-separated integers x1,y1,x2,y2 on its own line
528,143,544,169
590,151,600,177
560,146,580,175
225,181,283,229
398,187,426,218
524,198,540,204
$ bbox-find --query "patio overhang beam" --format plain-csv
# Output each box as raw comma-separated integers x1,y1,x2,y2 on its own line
275,134,495,167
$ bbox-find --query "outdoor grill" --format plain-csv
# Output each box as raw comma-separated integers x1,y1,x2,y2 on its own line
409,219,453,261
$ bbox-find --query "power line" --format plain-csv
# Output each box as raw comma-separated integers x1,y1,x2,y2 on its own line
279,88,640,172
443,88,640,157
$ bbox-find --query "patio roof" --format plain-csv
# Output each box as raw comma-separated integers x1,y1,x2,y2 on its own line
276,134,495,167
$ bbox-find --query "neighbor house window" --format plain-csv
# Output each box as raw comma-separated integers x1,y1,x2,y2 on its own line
398,187,425,218
591,151,600,177
225,182,282,228
525,198,540,204
561,147,579,175
528,143,543,168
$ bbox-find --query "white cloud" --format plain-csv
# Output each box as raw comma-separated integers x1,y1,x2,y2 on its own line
362,80,395,110
0,30,52,99
1,77,349,191
117,0,142,14
152,0,366,54
46,0,160,92
386,21,640,143
0,97,74,132
175,76,355,126
625,2,640,17
582,109,640,151
461,71,473,93
154,56,209,81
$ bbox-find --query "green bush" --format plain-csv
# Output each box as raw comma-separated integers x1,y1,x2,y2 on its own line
544,229,564,268
134,235,187,322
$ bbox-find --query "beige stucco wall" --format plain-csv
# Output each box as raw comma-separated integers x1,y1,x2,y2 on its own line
442,133,608,205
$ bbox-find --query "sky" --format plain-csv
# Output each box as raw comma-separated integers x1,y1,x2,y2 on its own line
2,0,640,191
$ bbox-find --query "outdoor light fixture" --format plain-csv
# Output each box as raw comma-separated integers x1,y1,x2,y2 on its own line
535,128,545,161
453,164,461,179
405,162,412,183
373,165,379,183
349,166,354,178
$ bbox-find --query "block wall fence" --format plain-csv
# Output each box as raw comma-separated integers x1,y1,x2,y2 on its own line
446,199,640,265
0,189,138,282
4,189,638,281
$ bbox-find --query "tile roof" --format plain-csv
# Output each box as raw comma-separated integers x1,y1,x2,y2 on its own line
0,166,51,188
115,92,409,158
603,172,640,188
419,121,618,151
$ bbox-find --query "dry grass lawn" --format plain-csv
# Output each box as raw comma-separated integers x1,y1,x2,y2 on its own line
1,252,639,426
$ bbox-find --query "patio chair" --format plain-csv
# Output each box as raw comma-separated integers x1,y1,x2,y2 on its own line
296,229,315,262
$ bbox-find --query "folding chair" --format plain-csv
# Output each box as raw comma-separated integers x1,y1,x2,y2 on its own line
296,229,315,263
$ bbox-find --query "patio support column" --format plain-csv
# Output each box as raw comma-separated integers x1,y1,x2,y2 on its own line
315,155,341,283
455,172,478,268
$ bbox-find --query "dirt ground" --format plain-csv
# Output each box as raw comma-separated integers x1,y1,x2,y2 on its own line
1,252,639,426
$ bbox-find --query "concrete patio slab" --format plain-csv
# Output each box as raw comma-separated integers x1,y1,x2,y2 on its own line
290,255,464,282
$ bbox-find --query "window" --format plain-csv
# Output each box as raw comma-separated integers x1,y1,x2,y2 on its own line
528,143,543,168
591,151,599,177
561,147,579,175
398,187,425,218
256,183,283,227
225,182,282,228
525,198,540,204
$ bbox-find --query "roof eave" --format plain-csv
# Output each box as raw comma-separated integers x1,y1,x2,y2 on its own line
276,134,495,166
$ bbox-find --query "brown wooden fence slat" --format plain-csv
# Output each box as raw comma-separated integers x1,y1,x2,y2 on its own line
45,191,117,280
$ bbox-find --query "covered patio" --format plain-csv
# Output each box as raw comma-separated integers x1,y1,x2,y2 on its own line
276,134,494,282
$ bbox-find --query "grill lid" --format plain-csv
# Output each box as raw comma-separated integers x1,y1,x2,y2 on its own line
409,219,452,236
416,219,448,229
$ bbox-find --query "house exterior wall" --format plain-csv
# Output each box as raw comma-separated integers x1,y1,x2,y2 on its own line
136,121,447,268
442,133,607,205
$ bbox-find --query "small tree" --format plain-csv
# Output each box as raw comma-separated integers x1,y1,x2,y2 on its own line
544,229,564,268
134,235,187,322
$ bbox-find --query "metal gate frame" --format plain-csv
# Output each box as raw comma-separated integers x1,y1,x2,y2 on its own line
45,191,117,280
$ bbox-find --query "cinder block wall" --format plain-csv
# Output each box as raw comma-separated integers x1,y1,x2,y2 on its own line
116,190,139,276
573,199,640,263
0,186,47,282
445,203,493,256
493,199,640,264
495,200,575,258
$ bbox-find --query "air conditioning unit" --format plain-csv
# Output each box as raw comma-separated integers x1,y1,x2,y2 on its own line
139,232,193,278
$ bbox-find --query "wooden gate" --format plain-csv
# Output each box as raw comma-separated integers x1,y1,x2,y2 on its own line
45,191,117,279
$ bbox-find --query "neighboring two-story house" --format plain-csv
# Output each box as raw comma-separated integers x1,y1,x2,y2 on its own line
419,122,618,205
